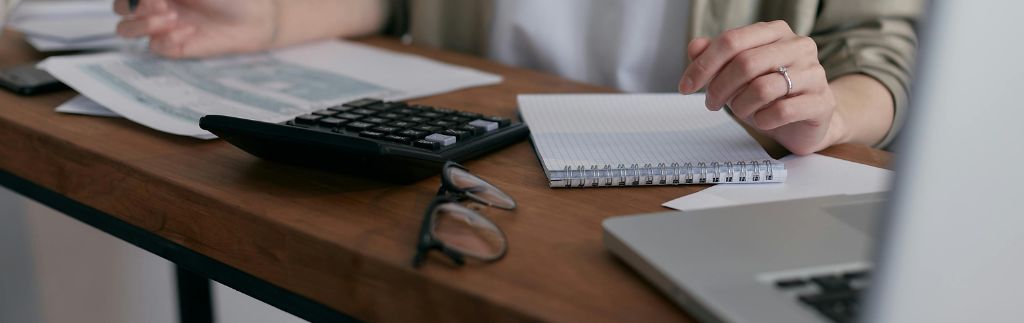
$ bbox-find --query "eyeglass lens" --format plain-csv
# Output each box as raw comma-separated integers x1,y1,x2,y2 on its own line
446,166,516,209
430,203,506,260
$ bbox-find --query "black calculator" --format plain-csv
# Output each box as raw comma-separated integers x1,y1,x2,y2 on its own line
199,98,529,183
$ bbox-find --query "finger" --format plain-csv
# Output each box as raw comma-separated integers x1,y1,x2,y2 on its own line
116,11,178,38
679,37,712,93
149,25,197,58
679,20,793,94
752,95,828,131
113,0,170,16
174,32,242,58
729,64,827,120
705,36,817,109
687,37,711,61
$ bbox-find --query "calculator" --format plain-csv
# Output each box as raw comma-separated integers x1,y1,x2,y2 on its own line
199,98,529,183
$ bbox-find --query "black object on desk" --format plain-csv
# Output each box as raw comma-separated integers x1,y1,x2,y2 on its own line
200,98,529,183
0,64,67,95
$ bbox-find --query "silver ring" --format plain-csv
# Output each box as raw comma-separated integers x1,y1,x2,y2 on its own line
777,66,793,96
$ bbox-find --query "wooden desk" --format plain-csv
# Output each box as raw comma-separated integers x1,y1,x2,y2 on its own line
0,31,891,322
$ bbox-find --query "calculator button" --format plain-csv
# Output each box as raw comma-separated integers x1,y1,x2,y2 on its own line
427,120,455,127
312,109,336,116
482,116,511,127
397,129,429,138
393,108,420,115
468,119,499,132
442,129,472,140
383,135,412,144
412,125,442,132
335,113,362,120
455,111,482,118
318,117,346,128
343,98,381,108
388,121,416,128
351,108,378,115
327,105,352,112
294,114,322,125
361,117,391,124
441,116,471,123
456,125,484,136
371,126,400,134
406,116,429,123
379,102,408,110
358,130,385,139
412,139,441,150
425,133,457,146
345,121,375,131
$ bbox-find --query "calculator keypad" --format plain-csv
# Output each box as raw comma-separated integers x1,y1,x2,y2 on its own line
287,100,512,151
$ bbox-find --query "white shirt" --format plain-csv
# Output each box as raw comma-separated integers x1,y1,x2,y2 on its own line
488,0,690,92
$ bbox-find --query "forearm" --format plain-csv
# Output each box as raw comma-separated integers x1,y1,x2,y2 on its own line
827,74,895,147
271,0,387,48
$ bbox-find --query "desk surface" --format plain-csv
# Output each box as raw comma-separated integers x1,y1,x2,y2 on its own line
0,32,891,322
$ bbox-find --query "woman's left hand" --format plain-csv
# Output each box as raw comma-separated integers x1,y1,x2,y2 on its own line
679,20,841,155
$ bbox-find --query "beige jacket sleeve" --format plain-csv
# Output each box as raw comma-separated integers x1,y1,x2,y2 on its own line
802,1,923,148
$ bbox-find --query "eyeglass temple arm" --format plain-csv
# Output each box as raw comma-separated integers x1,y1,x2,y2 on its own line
411,242,466,267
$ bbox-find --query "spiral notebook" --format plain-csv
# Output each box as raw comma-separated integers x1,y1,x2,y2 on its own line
518,93,787,188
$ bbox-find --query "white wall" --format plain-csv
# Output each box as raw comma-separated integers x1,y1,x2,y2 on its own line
0,186,307,323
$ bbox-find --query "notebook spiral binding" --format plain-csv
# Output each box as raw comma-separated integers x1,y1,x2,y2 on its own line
550,159,783,188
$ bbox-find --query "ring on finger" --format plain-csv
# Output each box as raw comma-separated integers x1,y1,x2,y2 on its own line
777,66,793,96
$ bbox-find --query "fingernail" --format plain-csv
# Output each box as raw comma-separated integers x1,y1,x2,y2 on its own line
682,77,694,94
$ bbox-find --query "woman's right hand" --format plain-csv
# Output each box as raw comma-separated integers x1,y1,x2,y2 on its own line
113,0,277,58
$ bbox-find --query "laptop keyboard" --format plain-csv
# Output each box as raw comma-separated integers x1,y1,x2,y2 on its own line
774,270,871,323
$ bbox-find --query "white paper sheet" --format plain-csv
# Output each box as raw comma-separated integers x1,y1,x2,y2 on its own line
7,1,122,51
8,1,111,22
39,40,502,139
25,35,129,52
56,95,121,118
662,153,892,211
13,15,118,42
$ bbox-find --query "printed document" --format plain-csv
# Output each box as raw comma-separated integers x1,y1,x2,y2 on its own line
39,40,502,139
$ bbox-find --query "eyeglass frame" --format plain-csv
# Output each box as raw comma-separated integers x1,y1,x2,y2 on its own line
412,161,515,267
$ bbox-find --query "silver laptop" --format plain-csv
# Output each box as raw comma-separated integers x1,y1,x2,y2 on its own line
603,1,1024,322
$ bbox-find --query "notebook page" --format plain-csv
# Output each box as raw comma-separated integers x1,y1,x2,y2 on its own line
518,93,773,172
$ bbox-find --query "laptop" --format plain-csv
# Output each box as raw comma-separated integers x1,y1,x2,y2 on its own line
603,1,1024,322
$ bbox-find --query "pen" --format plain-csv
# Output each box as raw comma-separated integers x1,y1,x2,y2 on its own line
128,0,139,13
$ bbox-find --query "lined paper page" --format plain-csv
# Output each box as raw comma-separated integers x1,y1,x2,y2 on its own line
518,93,774,172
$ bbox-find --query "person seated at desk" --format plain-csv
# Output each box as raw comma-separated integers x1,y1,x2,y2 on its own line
112,0,919,155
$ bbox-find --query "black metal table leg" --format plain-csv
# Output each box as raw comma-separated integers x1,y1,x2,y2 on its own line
176,265,214,323
0,170,358,323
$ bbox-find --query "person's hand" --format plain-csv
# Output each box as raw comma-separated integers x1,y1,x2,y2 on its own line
679,20,841,155
113,0,276,58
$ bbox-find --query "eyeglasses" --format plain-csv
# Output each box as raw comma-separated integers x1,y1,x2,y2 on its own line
412,161,516,267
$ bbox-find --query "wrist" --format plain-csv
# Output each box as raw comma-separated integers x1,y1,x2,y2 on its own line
824,105,852,147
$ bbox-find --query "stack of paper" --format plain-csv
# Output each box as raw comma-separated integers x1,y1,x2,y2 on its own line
8,0,129,52
41,39,503,139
